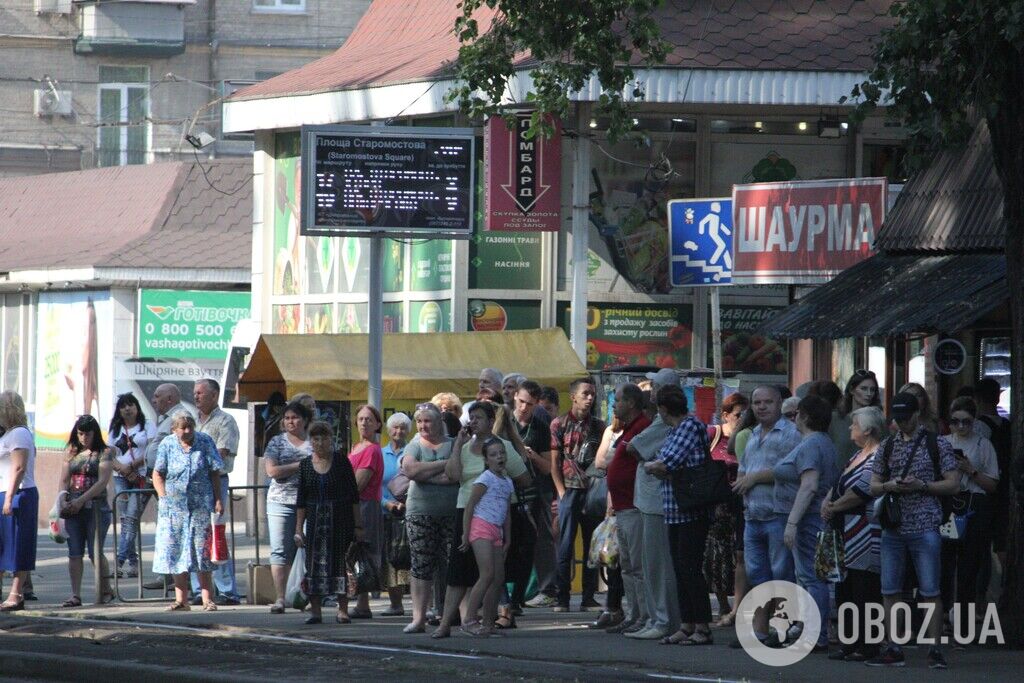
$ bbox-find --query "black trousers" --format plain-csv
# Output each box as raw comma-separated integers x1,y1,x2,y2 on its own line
505,505,538,607
940,493,993,631
836,568,882,655
667,517,712,624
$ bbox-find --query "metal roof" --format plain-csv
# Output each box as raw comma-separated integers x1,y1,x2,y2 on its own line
759,253,1007,339
876,121,1004,252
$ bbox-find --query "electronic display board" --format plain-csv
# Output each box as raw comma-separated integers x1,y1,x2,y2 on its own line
300,125,476,238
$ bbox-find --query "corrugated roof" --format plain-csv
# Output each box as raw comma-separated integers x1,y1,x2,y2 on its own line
759,253,1007,339
0,160,251,273
232,0,894,101
876,121,1004,252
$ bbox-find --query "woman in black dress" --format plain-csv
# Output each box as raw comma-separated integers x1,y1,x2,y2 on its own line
295,421,363,624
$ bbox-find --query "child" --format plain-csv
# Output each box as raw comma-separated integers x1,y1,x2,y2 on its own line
460,437,514,636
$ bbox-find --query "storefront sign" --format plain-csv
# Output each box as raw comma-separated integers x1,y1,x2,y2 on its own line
668,198,733,286
484,114,561,231
469,230,543,289
409,240,453,292
559,302,693,370
933,338,967,375
139,290,251,360
468,299,541,331
731,178,887,285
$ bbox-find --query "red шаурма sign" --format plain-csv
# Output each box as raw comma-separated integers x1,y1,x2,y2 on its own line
484,114,561,232
731,177,887,284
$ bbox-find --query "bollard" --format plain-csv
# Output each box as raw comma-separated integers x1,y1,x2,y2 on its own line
93,503,103,605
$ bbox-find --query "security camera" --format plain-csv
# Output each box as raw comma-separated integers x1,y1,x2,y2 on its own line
185,131,216,150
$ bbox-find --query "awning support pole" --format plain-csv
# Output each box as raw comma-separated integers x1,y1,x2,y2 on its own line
570,103,592,366
368,235,383,410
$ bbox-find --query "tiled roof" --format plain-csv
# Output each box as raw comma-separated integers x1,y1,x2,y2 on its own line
232,0,894,101
875,121,1004,252
0,160,251,273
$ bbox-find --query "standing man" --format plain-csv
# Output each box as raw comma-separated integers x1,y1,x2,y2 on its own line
550,377,605,612
732,385,801,647
601,383,652,633
502,373,526,409
538,387,560,423
624,368,679,640
511,381,558,608
189,378,241,605
460,368,504,425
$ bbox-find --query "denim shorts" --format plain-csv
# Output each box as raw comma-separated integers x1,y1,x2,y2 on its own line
65,504,112,560
266,501,297,566
880,529,942,597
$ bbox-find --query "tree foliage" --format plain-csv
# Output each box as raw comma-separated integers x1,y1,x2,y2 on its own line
449,0,670,139
853,0,1024,646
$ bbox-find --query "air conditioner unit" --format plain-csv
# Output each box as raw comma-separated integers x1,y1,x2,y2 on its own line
34,0,72,14
34,89,73,117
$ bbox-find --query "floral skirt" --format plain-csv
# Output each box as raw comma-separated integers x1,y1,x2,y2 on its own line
304,501,350,597
702,503,736,598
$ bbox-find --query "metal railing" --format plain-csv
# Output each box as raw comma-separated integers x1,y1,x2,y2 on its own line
109,484,268,604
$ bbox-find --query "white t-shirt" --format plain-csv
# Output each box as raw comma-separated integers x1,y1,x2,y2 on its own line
943,432,1000,495
471,469,513,527
111,423,152,478
0,426,36,490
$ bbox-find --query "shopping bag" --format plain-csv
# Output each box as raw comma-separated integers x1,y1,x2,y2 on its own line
388,516,411,571
49,491,68,544
204,513,229,565
813,528,846,583
587,516,619,569
346,541,381,596
939,510,972,542
285,547,308,610
247,562,276,605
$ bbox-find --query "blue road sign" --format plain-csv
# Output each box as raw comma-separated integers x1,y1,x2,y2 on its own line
668,198,733,286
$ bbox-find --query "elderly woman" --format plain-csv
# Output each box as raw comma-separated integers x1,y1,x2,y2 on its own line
152,413,223,611
430,393,463,420
349,404,385,619
263,400,312,614
822,406,884,661
59,415,115,607
295,421,362,624
380,412,413,617
776,395,840,651
0,392,38,612
401,403,457,633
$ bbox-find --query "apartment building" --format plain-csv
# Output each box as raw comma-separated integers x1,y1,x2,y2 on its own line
0,0,371,176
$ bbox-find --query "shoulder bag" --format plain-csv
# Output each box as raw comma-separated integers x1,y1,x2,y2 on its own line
671,426,732,511
873,433,925,529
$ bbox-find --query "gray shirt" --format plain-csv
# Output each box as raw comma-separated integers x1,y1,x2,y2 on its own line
772,431,840,517
145,402,193,471
198,407,240,474
630,415,671,515
403,438,459,517
739,417,802,521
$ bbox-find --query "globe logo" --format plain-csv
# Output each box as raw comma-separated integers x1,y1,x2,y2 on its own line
735,581,821,666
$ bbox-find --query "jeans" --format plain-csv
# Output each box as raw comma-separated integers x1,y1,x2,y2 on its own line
668,518,713,624
791,514,829,646
744,514,794,587
66,505,111,561
113,477,142,565
555,488,600,605
880,529,942,597
266,501,297,567
192,477,239,598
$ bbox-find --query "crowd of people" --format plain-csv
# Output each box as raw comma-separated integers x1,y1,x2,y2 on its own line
0,366,1012,671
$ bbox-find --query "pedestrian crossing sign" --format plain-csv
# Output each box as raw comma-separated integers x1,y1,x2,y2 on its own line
668,198,733,286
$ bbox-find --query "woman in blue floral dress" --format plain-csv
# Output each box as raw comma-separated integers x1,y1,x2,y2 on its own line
152,414,224,611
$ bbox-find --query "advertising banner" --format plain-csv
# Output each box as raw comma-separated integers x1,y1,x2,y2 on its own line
668,198,733,286
731,178,887,284
559,302,693,370
35,292,113,448
139,290,251,360
409,300,451,333
467,300,541,331
469,230,543,289
714,304,789,376
409,240,453,292
484,114,562,232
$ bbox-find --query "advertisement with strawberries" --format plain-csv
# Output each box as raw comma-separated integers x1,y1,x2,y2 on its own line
714,305,788,376
559,302,693,370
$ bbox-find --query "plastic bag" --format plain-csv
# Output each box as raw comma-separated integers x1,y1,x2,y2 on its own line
49,491,68,544
346,541,381,596
205,513,229,565
286,547,308,610
588,516,619,569
813,528,845,583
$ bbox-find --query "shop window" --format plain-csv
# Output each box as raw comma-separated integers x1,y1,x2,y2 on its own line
907,337,926,388
253,0,305,12
863,144,908,183
979,336,1011,416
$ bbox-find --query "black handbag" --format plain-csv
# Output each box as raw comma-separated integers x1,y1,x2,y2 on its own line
873,433,924,530
671,458,732,511
388,516,411,571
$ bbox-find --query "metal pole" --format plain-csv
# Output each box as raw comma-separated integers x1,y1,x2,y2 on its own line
570,103,592,365
93,504,103,605
710,286,724,406
368,236,384,409
692,287,709,370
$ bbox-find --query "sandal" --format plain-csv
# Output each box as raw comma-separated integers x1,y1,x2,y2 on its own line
661,628,694,645
62,596,82,608
166,601,191,612
716,612,735,627
494,615,517,629
335,613,351,624
349,608,373,619
203,602,218,612
0,598,24,612
270,600,285,614
680,630,714,646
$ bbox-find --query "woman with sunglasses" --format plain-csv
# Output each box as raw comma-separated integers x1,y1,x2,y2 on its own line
939,396,999,640
59,415,115,606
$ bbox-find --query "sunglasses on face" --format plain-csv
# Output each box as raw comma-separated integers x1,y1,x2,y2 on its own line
950,418,974,427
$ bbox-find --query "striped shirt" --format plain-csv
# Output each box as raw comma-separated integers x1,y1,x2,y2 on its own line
835,448,880,573
657,415,710,524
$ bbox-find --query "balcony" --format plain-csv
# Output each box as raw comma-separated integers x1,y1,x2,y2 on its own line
73,0,195,57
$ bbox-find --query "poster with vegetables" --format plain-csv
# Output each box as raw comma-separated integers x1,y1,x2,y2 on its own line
304,303,334,334
559,302,693,370
273,134,302,296
716,305,788,375
272,304,301,335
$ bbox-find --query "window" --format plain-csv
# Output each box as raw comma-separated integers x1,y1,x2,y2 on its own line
97,66,150,167
253,0,305,12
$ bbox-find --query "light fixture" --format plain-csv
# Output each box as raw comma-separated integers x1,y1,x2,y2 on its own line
185,131,216,150
672,118,684,123
632,118,640,126
797,121,808,132
840,122,849,131
754,121,763,130
589,119,598,129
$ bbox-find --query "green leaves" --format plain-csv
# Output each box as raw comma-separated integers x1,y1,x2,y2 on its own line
448,0,669,141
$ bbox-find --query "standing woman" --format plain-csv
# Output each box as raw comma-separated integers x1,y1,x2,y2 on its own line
152,414,223,611
109,393,153,578
401,403,457,634
899,382,941,433
59,415,115,606
349,404,385,619
0,392,38,612
704,392,749,627
380,412,412,617
295,421,363,624
264,400,313,614
834,371,882,469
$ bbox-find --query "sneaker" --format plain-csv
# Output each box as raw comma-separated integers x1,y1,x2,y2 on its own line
579,598,603,612
627,626,669,640
525,594,557,608
866,647,906,668
215,595,241,606
123,564,138,579
552,604,570,613
928,648,948,670
622,622,646,635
